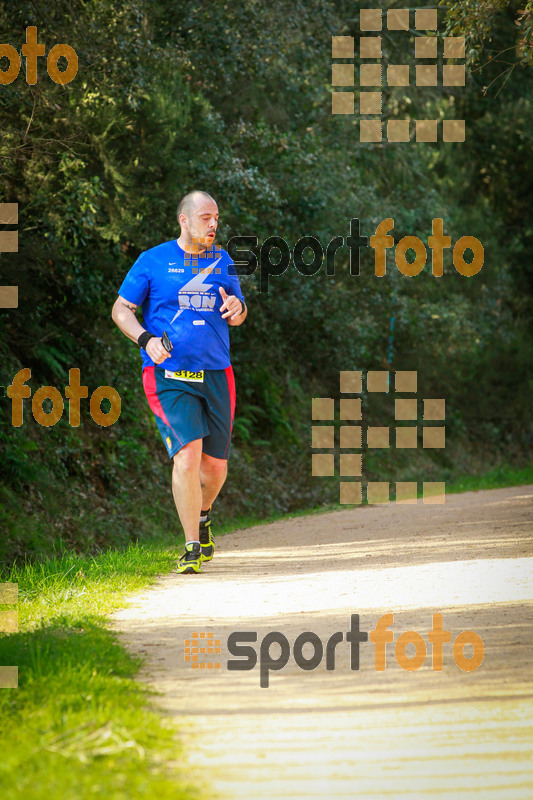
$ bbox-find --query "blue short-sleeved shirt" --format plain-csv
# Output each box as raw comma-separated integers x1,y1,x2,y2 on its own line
118,240,245,371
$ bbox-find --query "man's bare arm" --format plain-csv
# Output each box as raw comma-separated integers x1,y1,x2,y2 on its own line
111,295,171,364
111,295,145,343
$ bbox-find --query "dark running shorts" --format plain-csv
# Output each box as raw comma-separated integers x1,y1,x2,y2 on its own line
142,365,236,460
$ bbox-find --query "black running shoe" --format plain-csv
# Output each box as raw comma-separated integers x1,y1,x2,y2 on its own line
199,509,215,562
177,541,202,574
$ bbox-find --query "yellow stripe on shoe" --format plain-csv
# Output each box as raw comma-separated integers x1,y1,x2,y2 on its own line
199,511,215,562
177,542,202,574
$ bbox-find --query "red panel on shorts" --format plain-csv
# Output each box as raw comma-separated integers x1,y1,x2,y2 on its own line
142,366,172,427
225,365,236,424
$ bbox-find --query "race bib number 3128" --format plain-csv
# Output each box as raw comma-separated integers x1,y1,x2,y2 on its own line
165,370,204,383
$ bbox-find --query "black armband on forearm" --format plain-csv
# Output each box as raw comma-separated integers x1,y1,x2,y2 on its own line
137,331,155,349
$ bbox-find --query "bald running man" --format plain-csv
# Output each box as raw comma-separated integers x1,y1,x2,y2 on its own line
112,191,247,573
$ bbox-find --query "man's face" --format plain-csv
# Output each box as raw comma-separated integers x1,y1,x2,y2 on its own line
182,199,219,249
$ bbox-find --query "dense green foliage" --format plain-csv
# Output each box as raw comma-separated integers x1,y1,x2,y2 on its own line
0,0,531,563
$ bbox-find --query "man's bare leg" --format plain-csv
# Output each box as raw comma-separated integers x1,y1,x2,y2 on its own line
172,439,203,542
200,453,228,510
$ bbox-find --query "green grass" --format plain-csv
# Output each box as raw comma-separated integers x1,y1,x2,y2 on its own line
0,461,530,798
445,464,533,495
0,543,203,800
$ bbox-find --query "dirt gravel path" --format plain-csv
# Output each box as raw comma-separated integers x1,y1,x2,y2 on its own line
111,486,533,799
